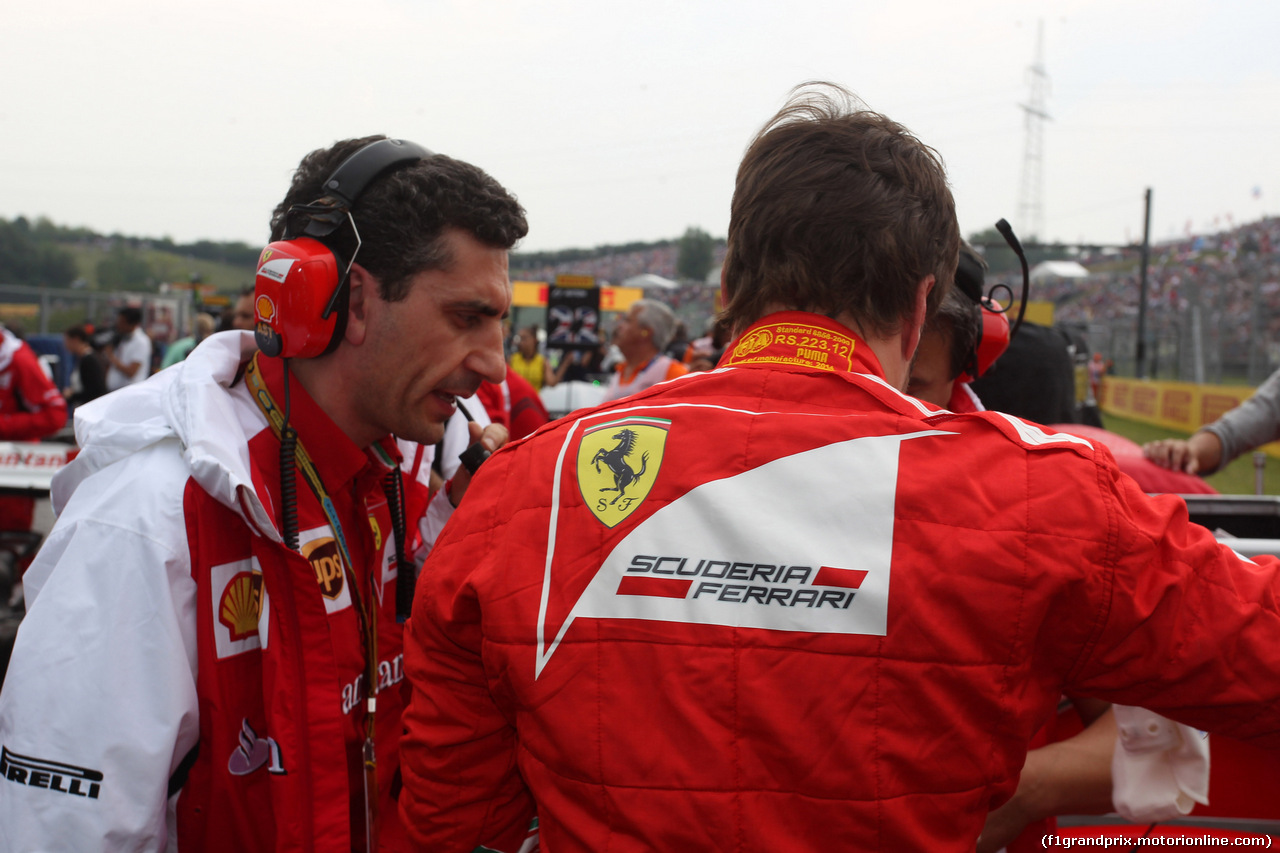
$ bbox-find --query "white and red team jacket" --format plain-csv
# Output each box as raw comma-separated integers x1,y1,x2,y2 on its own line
400,311,1280,852
0,331,433,851
0,326,68,533
0,326,66,442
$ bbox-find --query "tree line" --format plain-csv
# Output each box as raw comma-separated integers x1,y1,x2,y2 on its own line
0,216,259,290
6,216,743,291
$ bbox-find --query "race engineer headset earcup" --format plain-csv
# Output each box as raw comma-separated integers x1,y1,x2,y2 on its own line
253,137,434,359
954,243,1012,384
962,299,1011,383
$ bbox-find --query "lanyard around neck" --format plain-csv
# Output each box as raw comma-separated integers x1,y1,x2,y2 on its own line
244,354,358,571
243,354,377,696
243,352,384,844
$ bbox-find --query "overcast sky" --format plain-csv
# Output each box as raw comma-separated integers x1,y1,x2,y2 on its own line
3,0,1277,254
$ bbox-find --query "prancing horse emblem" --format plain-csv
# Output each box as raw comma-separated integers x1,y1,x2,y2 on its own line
592,429,649,505
576,415,670,527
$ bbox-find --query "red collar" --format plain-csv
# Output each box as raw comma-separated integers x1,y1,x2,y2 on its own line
251,354,401,493
720,312,886,378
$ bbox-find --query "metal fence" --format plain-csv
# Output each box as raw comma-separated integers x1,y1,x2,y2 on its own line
0,284,197,341
1038,245,1280,387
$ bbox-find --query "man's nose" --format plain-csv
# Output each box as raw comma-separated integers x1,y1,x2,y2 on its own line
469,327,508,385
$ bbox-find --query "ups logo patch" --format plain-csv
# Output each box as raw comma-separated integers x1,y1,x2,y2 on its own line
303,537,345,599
576,416,670,527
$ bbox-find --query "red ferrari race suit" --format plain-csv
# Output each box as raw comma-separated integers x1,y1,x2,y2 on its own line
400,311,1280,852
0,327,66,442
0,326,68,533
0,332,429,852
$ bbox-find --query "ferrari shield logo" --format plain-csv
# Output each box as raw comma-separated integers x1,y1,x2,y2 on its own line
577,415,670,527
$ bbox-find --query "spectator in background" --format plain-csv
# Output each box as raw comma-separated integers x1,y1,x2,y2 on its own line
1086,352,1110,400
220,285,256,333
477,367,552,441
683,317,731,372
0,323,68,545
599,298,688,402
509,324,555,391
554,340,610,384
161,313,217,369
1145,365,1280,476
61,325,107,408
0,324,68,443
103,306,151,391
664,319,690,361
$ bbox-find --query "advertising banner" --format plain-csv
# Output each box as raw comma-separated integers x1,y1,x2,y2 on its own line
1100,377,1280,458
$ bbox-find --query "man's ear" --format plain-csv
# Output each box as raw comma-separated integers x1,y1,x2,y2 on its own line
902,274,935,361
343,263,373,347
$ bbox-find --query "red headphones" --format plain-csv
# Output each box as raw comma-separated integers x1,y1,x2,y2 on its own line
954,248,1012,382
960,297,1011,383
253,138,432,359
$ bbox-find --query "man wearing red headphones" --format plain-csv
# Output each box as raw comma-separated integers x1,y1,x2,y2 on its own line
906,287,987,411
398,85,1280,852
907,243,1010,413
0,137,525,851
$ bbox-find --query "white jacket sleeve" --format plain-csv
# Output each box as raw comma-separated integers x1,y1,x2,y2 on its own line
0,516,198,852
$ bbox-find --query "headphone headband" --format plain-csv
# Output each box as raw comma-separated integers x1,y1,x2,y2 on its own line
320,138,435,209
294,138,435,241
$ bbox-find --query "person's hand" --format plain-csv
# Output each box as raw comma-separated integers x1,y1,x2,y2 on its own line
1143,438,1199,473
447,421,509,507
976,791,1034,853
977,708,1117,852
1143,430,1222,476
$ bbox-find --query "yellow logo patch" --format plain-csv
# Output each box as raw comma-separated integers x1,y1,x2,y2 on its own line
734,327,772,358
218,571,262,642
302,537,345,600
576,416,671,527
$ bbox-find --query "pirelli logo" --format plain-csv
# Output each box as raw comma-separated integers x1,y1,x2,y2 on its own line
1,746,103,799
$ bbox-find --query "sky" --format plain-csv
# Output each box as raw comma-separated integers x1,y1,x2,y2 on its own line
2,0,1277,254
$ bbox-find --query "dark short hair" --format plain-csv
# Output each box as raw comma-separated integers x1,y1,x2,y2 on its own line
64,324,91,344
722,83,960,338
928,241,987,380
118,306,143,326
925,289,980,382
270,135,528,302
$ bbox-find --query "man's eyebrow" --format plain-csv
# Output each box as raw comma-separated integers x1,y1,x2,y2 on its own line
448,299,507,319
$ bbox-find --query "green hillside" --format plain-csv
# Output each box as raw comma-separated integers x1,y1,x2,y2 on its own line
61,243,255,293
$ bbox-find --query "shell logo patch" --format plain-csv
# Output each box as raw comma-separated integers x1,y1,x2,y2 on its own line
576,415,670,527
255,293,277,321
218,571,262,642
212,557,269,659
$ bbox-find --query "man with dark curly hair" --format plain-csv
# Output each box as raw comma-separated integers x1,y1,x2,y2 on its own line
0,136,526,851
